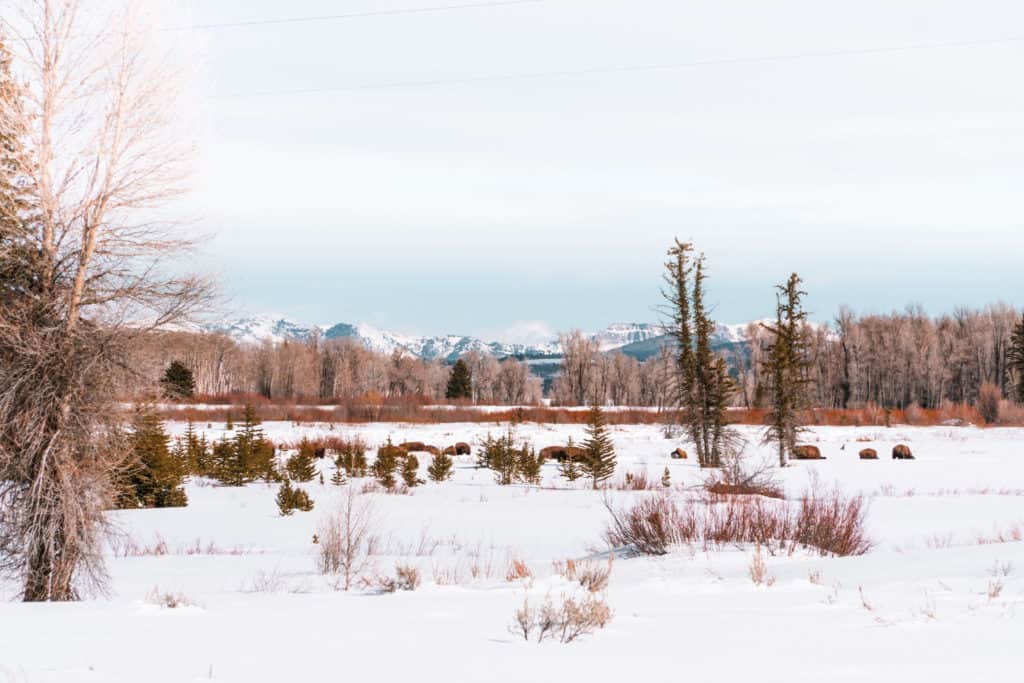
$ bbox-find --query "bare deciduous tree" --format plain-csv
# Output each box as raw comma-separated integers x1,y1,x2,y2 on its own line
0,0,211,601
316,487,378,591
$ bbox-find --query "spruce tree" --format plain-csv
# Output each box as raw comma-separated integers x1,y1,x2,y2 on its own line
557,436,581,482
1010,313,1024,404
480,430,521,485
761,273,812,467
337,439,368,478
330,462,348,486
663,241,734,467
579,405,616,489
286,438,318,482
234,404,276,482
118,409,187,508
374,437,400,489
160,360,195,400
276,480,314,515
446,359,473,400
427,451,454,482
516,445,542,485
400,453,423,488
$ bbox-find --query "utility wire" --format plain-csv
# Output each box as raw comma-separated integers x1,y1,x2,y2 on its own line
167,0,542,31
222,34,1024,98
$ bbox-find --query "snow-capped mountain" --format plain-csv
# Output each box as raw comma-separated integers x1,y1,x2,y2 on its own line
207,315,747,362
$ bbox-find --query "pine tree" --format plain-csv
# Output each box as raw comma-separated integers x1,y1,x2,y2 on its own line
374,437,400,489
160,360,195,400
117,409,187,508
286,438,318,482
400,453,423,488
516,445,542,485
446,359,473,400
427,451,454,482
276,480,296,516
235,404,276,482
183,419,211,476
1010,314,1024,404
663,241,734,468
480,430,521,485
557,436,581,482
275,480,314,515
330,462,348,486
761,273,812,467
579,405,616,489
661,467,671,488
337,439,368,478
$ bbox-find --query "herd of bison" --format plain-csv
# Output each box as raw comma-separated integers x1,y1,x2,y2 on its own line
311,441,916,463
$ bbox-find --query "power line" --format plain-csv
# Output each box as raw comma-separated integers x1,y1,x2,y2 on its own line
167,0,542,31
222,34,1024,98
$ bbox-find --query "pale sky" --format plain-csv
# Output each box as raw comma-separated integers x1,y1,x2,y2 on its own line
167,0,1023,341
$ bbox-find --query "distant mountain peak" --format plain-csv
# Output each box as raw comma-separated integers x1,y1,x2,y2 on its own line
207,315,747,362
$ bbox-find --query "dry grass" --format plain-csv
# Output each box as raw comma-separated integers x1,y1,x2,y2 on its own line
553,556,614,593
147,588,198,609
511,592,613,643
506,558,533,582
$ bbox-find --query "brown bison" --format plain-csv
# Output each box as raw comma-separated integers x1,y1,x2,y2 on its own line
792,445,824,460
399,441,427,452
892,444,914,460
858,448,878,460
670,448,688,460
443,442,471,456
313,447,327,459
540,445,588,462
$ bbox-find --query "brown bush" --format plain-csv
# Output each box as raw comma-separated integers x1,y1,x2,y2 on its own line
511,593,613,643
604,484,871,557
553,556,614,593
977,383,1002,424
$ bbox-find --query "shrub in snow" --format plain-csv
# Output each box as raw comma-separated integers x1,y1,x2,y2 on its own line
276,480,314,516
285,438,318,482
427,451,453,482
317,488,378,591
511,592,613,643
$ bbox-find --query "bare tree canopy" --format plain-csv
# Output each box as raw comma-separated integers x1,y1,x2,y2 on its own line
0,0,211,601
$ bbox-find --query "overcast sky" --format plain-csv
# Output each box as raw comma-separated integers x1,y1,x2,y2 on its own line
166,0,1024,342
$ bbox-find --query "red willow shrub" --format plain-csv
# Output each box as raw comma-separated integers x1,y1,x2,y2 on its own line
603,483,871,558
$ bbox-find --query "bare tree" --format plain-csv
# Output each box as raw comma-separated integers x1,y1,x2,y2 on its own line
0,1,210,601
317,487,378,591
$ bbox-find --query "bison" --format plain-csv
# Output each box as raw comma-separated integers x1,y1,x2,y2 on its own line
670,448,688,460
443,442,472,456
313,447,327,459
858,448,878,460
792,445,824,460
892,444,914,460
539,445,587,462
399,441,427,452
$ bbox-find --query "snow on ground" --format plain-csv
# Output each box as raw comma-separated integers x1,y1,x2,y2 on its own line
1,422,1023,682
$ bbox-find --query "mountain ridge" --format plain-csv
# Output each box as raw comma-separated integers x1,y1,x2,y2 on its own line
208,314,750,362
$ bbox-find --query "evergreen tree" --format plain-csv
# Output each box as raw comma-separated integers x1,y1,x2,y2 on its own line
160,360,195,400
330,462,348,486
1010,314,1024,404
373,437,400,489
400,453,423,488
661,467,671,488
285,438,318,482
579,405,616,489
0,37,36,301
225,411,234,430
761,273,812,467
663,240,734,467
557,436,581,482
117,409,187,508
427,451,454,482
445,359,473,400
235,404,276,482
480,430,521,485
276,480,315,516
337,439,368,477
515,445,542,485
183,419,211,476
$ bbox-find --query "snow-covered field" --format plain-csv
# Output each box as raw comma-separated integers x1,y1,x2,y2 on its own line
2,422,1023,682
